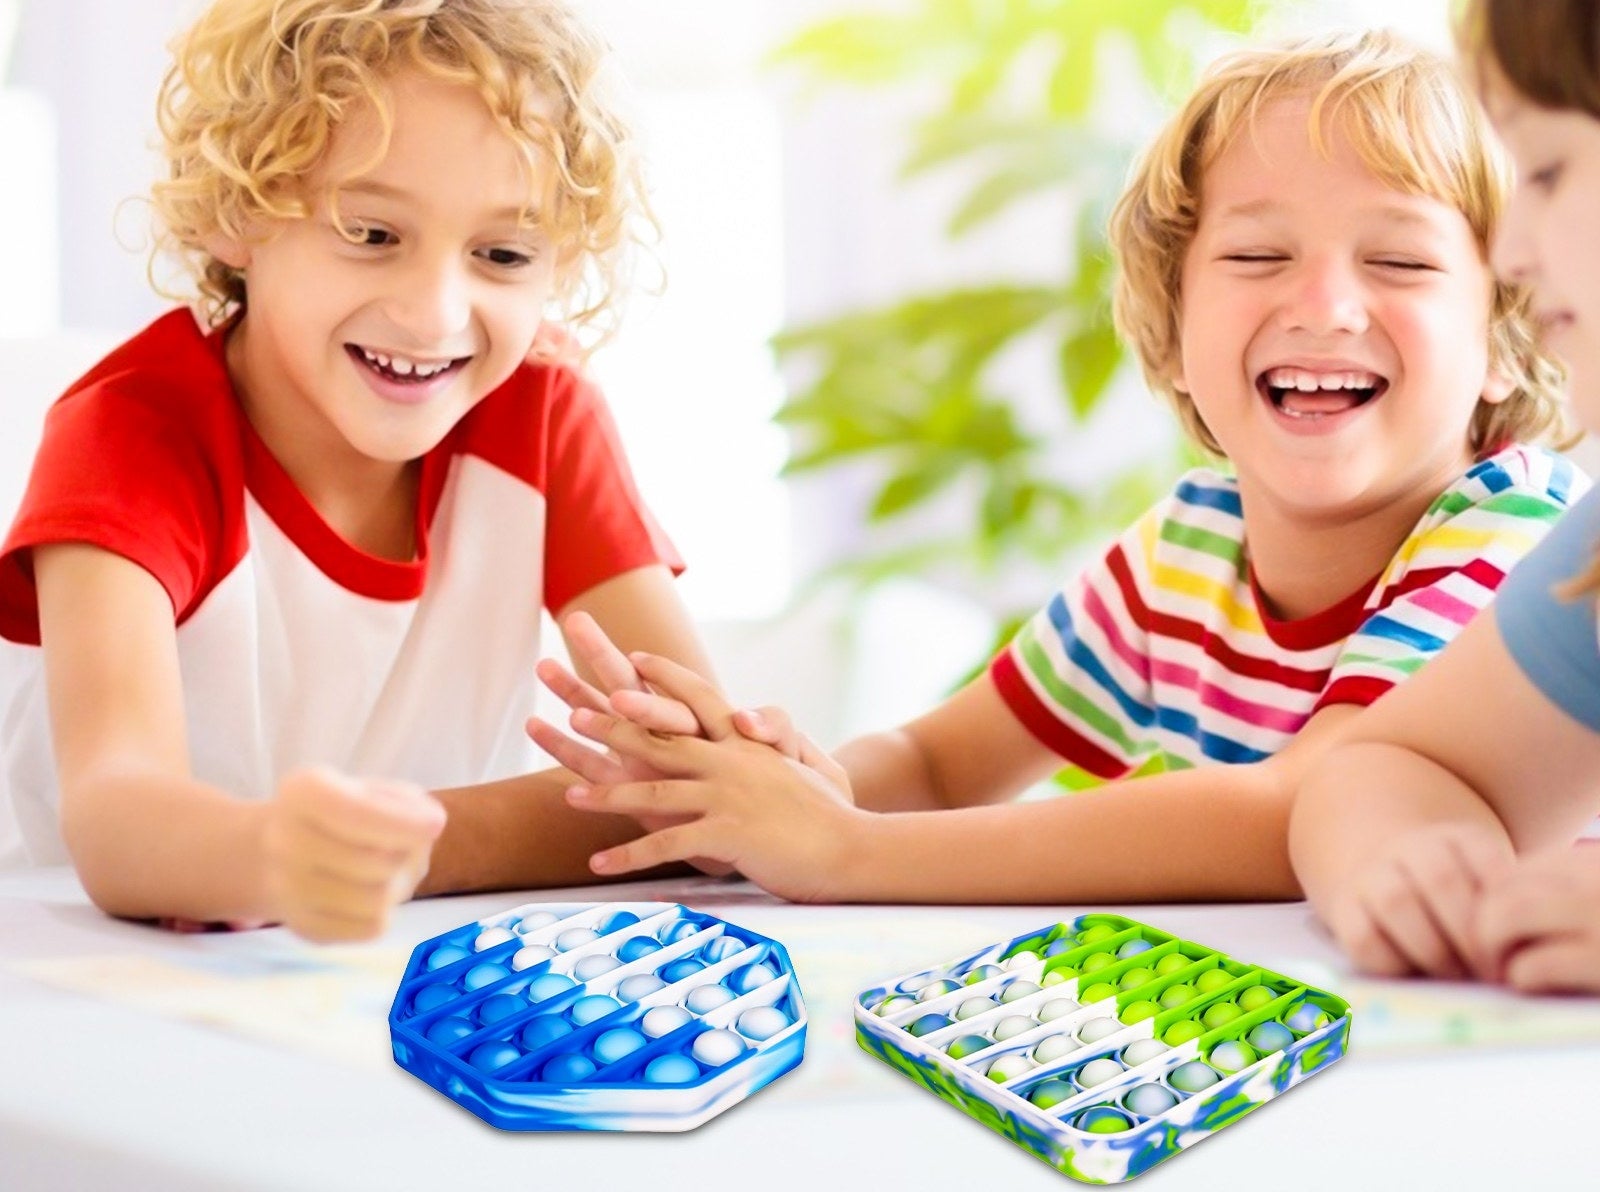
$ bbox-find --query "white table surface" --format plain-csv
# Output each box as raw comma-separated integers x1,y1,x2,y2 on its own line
2,867,1598,1192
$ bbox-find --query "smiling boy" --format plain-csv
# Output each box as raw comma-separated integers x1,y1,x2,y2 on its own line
538,30,1587,904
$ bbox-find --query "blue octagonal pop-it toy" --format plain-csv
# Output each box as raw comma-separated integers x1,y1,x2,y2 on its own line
855,914,1350,1183
390,901,806,1131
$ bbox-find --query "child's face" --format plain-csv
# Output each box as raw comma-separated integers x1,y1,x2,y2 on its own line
219,69,557,468
1487,80,1600,434
1175,94,1507,525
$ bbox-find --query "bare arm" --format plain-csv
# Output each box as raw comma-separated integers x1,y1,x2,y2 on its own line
1291,611,1600,975
419,563,717,894
566,654,1360,903
840,675,1064,813
38,544,442,938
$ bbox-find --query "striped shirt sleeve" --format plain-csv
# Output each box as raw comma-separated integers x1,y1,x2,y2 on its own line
1318,448,1586,710
991,501,1168,781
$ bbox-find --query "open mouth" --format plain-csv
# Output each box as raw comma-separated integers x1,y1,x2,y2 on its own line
1257,366,1387,420
347,344,470,385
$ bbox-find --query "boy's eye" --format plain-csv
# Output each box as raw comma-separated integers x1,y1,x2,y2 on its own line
477,246,537,269
1370,258,1436,272
1527,162,1564,192
346,224,396,247
1222,253,1287,264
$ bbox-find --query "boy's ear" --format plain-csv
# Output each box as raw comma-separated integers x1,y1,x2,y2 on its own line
203,231,252,271
1481,365,1515,406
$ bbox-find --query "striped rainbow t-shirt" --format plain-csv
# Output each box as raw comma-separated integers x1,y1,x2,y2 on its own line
991,444,1587,787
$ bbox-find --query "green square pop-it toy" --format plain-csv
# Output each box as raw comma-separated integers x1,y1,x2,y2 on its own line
390,901,806,1131
855,914,1349,1183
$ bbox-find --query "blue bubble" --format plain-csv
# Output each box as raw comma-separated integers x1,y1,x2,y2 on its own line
468,1041,520,1072
568,994,620,1026
426,1016,476,1045
555,927,599,953
1043,939,1078,958
907,1013,952,1037
641,1005,694,1039
699,936,746,963
617,936,664,964
477,993,526,1026
426,943,471,971
463,963,509,991
519,1015,575,1051
660,919,700,945
644,1054,700,1084
542,1053,597,1083
1117,939,1156,959
592,1027,648,1065
735,1006,790,1041
597,910,641,935
410,984,456,1013
660,958,705,983
526,972,578,1003
617,974,667,1002
573,954,621,981
728,963,778,994
1124,1082,1179,1117
685,984,735,1014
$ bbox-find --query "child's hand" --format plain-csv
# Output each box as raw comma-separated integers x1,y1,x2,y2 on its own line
1476,845,1600,994
561,654,863,902
262,768,445,943
1321,822,1511,980
530,611,823,781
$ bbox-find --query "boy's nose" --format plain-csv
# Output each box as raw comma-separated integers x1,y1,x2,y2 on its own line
1281,259,1369,337
387,257,474,342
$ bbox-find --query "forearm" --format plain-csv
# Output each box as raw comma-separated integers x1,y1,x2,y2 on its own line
62,771,272,922
419,765,686,895
839,762,1303,903
838,729,947,813
1290,742,1511,918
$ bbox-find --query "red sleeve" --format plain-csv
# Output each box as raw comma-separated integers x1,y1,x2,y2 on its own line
0,378,229,645
537,366,684,614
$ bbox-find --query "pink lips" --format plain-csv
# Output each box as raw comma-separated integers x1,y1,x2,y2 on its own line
346,344,467,406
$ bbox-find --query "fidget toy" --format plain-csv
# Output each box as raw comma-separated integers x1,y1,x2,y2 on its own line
855,914,1349,1183
390,901,806,1131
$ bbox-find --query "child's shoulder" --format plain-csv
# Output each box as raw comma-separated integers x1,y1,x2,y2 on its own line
1449,443,1590,509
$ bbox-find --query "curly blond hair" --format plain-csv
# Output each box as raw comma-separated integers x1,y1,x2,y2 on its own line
150,0,652,344
1109,27,1571,458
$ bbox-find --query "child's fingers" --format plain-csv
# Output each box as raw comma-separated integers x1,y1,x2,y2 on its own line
280,771,444,853
628,653,738,740
570,707,716,775
1403,838,1497,979
566,779,720,820
1500,936,1600,994
732,706,800,758
609,688,701,736
563,611,646,695
525,715,628,785
794,731,850,791
589,820,726,877
535,657,612,715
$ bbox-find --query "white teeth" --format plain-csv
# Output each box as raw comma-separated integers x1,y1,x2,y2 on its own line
358,347,454,378
1263,367,1380,392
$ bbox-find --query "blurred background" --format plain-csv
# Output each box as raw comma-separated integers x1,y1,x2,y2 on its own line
0,0,1471,748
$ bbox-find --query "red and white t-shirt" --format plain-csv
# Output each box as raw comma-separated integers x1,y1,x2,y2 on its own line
0,309,681,867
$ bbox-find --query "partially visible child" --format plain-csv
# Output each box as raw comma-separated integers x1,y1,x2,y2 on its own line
1292,0,1600,994
534,29,1587,905
0,0,720,940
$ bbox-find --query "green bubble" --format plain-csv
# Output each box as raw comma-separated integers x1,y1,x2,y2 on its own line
1080,952,1116,974
1238,985,1277,1012
1077,1107,1133,1134
1195,969,1234,995
1158,983,1196,1008
1081,982,1117,1003
1078,924,1119,945
1118,967,1155,990
875,995,915,1016
1029,1078,1076,1109
1163,1019,1205,1046
1201,1001,1242,1030
1154,954,1191,977
945,1033,991,1059
1120,1000,1159,1024
1041,968,1072,987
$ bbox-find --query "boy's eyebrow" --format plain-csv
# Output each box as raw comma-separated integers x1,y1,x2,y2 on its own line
336,178,537,224
1212,198,1446,230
